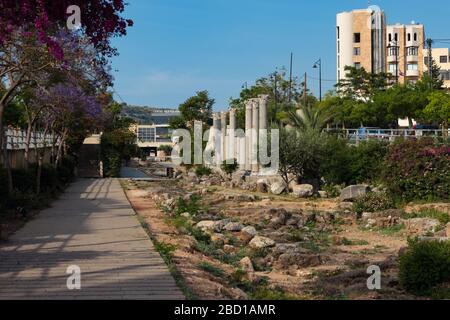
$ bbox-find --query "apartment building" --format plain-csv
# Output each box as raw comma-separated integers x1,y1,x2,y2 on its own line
336,8,386,81
424,47,450,89
386,23,425,84
337,6,425,84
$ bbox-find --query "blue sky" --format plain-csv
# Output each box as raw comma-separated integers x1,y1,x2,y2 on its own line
111,0,450,111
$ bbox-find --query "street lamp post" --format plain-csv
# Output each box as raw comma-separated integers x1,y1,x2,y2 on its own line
313,58,322,102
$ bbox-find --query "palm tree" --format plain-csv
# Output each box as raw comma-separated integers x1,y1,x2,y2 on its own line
283,103,333,133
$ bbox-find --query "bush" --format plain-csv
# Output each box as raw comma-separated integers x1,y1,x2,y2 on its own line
195,165,212,177
353,191,395,215
383,138,450,201
221,159,239,176
102,149,121,178
321,137,387,185
399,239,450,296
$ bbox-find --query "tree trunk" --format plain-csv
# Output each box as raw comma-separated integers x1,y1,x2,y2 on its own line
36,126,50,195
55,129,68,168
2,129,13,193
24,121,34,169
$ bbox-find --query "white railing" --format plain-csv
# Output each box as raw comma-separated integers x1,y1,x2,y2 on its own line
324,128,450,143
3,128,59,150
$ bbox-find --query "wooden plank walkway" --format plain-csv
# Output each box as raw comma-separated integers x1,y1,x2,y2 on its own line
0,179,184,300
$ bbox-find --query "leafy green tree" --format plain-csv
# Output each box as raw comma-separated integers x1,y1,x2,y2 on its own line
424,91,450,138
336,66,390,100
229,67,315,128
179,90,214,127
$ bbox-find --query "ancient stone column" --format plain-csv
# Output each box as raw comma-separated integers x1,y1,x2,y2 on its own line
229,108,237,160
258,94,269,131
221,112,227,162
251,99,259,173
245,100,252,171
213,112,222,164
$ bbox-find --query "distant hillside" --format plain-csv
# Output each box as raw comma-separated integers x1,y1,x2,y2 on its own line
121,105,180,124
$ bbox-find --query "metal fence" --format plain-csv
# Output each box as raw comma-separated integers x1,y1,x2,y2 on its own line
324,128,450,143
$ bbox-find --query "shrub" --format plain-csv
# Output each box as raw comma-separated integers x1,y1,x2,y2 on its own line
383,138,450,201
221,159,239,176
399,239,450,296
174,195,202,216
102,149,121,177
321,137,387,185
353,191,395,215
402,209,450,226
195,165,212,177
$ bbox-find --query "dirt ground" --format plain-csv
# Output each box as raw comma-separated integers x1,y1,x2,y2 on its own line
120,163,450,300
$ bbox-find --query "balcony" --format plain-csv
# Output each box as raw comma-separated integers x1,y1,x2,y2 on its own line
407,55,419,63
387,55,397,63
406,69,419,77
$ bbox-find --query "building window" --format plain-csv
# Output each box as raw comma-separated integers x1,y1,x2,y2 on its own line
337,27,340,39
388,63,397,74
394,33,398,41
388,33,392,42
414,33,417,41
407,46,418,56
389,46,398,56
407,63,418,71
354,33,361,43
354,62,361,70
353,47,361,56
337,41,340,53
408,33,411,41
440,55,448,63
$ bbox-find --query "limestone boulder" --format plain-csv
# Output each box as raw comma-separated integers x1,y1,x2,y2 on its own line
196,221,216,231
239,257,254,273
292,184,314,198
224,222,244,232
404,218,440,236
339,185,371,202
241,226,257,237
256,179,268,193
249,236,276,249
270,182,286,195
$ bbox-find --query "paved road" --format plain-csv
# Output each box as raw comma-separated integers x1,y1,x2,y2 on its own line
120,167,150,179
0,179,184,300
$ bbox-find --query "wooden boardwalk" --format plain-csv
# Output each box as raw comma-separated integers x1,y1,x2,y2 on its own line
0,179,184,300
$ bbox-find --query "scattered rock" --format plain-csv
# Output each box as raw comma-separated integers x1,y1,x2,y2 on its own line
239,257,254,272
196,221,216,231
292,184,314,198
249,236,276,249
241,226,257,237
338,202,354,211
404,218,440,236
256,179,268,193
223,245,236,254
224,222,244,232
211,233,225,245
180,212,191,219
339,185,371,202
270,182,286,195
318,191,328,198
164,198,176,209
213,220,229,232
331,236,348,246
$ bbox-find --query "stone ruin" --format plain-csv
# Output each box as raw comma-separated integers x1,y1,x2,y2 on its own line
205,94,275,176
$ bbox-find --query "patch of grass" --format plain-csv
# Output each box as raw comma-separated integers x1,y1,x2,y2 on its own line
249,286,299,300
342,238,370,246
378,223,405,235
198,262,226,278
136,215,197,299
402,209,450,226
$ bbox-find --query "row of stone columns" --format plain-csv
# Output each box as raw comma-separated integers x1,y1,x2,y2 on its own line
211,94,268,174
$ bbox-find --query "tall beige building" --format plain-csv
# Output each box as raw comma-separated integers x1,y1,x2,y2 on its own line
386,23,425,84
424,47,450,88
337,6,425,84
336,8,386,81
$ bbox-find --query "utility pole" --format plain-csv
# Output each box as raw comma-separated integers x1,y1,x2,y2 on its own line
427,38,433,90
303,72,307,107
273,70,278,109
395,41,399,84
288,52,293,103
